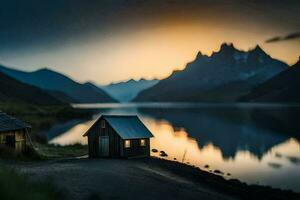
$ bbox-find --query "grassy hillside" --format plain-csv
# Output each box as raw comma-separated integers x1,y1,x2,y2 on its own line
0,167,62,200
46,90,78,103
0,71,93,142
0,72,64,106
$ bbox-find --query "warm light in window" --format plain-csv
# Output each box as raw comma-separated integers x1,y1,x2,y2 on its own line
125,140,131,148
140,139,146,146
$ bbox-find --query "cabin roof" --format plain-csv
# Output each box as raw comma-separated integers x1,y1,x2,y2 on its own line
84,115,153,139
0,111,31,133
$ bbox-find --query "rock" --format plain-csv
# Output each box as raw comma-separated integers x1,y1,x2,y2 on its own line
159,151,168,157
275,152,282,158
287,156,300,164
151,149,158,153
268,162,282,169
213,170,224,174
204,165,210,168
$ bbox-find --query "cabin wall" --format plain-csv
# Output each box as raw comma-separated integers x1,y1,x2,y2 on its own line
99,120,121,157
87,119,121,158
121,138,150,158
0,129,26,154
87,121,101,158
87,118,151,158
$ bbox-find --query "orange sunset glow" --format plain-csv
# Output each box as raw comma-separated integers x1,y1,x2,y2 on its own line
1,1,300,199
1,1,299,84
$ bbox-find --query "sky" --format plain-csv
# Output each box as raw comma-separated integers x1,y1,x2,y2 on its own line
0,0,299,84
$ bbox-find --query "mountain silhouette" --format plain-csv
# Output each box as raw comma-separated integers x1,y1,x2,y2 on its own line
0,65,117,103
241,58,300,102
0,71,64,105
134,43,287,102
101,79,159,102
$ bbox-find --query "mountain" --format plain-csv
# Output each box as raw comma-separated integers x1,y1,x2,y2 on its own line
0,65,117,103
241,58,300,102
47,90,78,103
134,43,288,102
0,71,64,105
101,79,159,102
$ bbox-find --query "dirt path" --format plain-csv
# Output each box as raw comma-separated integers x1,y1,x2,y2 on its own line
10,158,236,200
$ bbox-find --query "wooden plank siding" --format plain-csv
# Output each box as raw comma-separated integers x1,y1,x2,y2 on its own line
87,120,101,158
87,119,121,158
0,129,27,154
86,119,151,158
122,138,150,158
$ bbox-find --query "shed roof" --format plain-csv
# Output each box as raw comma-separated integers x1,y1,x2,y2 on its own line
0,111,31,133
84,115,153,139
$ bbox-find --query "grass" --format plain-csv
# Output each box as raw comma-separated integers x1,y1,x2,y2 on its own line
0,143,88,160
0,167,63,200
0,102,91,160
0,145,42,161
35,143,88,159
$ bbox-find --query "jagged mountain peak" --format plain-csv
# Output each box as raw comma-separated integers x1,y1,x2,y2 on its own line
254,44,263,51
249,45,267,55
127,79,137,83
191,51,209,64
220,42,235,50
134,43,288,102
196,51,204,59
219,42,242,54
246,45,271,64
212,42,241,58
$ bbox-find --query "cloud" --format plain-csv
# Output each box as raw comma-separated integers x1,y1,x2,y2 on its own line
266,32,300,43
285,32,300,40
0,0,299,54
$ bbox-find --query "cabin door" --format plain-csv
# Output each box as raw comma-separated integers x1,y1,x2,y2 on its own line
99,136,109,157
5,135,16,148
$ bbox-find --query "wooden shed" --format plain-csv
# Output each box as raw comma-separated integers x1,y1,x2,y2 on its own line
0,112,31,154
83,115,153,158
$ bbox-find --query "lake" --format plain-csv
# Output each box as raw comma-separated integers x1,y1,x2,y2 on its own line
45,103,300,192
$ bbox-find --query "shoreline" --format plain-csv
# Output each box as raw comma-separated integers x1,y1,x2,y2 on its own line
4,157,300,200
142,157,300,200
72,102,300,109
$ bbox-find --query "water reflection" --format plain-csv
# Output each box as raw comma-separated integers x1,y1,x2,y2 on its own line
139,107,290,159
48,120,92,145
46,103,300,192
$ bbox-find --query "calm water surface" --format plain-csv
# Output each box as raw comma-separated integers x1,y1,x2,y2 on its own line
46,103,300,192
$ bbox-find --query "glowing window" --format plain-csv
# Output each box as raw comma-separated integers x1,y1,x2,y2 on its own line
140,139,146,146
124,140,131,148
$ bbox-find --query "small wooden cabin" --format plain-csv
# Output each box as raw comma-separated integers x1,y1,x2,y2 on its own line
83,115,153,158
0,112,31,154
